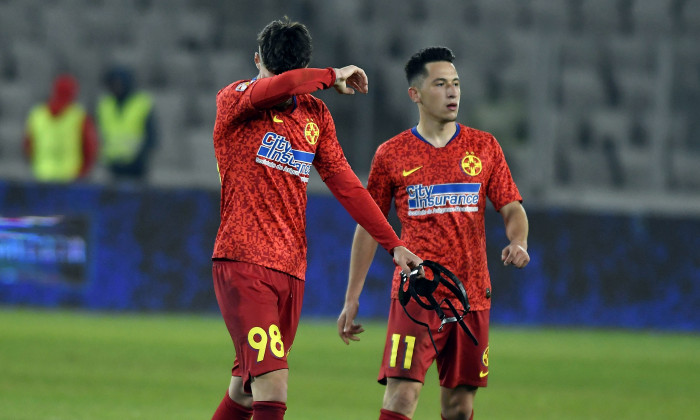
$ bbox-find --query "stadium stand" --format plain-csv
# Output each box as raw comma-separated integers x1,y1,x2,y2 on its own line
0,0,698,212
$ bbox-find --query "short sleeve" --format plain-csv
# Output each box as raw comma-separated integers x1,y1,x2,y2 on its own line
366,144,394,217
485,135,522,211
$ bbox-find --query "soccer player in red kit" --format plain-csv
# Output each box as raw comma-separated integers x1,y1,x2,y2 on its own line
210,18,422,420
337,47,530,420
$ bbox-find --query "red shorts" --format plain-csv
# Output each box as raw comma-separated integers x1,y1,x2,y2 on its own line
378,298,490,389
212,260,304,393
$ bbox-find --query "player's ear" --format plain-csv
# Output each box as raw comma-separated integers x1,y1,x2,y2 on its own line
254,52,261,69
408,86,421,104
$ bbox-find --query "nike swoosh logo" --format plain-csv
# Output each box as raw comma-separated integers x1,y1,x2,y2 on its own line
479,371,489,378
273,115,283,123
402,166,422,177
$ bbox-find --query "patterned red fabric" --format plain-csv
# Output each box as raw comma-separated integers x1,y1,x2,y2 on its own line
212,70,351,280
367,123,522,310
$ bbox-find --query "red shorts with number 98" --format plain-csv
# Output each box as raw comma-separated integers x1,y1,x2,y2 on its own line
213,260,304,393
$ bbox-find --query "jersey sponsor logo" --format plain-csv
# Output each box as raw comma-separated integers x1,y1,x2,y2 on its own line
304,120,319,144
235,81,251,92
402,166,423,177
406,183,480,216
461,151,482,176
273,115,284,123
256,132,314,183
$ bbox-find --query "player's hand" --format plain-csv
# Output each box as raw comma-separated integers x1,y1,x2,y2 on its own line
337,301,365,345
501,241,530,268
392,246,423,275
333,65,368,95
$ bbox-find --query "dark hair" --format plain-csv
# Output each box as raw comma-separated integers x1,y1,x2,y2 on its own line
257,17,312,75
404,47,456,86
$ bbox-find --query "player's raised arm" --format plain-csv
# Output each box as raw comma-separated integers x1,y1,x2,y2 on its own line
249,67,337,109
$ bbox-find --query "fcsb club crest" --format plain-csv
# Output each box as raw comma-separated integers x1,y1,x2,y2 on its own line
461,151,482,176
304,120,319,145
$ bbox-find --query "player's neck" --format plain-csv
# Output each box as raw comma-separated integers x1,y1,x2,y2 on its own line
416,120,457,148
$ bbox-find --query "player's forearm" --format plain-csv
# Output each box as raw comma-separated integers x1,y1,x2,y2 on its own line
325,168,405,253
501,202,529,248
250,68,336,108
345,225,379,302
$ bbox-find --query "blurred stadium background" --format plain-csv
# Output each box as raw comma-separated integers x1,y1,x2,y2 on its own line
1,0,699,200
1,0,699,418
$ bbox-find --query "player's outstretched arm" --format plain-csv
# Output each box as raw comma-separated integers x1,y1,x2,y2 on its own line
333,65,369,95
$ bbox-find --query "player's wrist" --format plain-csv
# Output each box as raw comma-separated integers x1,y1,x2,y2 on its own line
344,289,361,303
389,242,408,255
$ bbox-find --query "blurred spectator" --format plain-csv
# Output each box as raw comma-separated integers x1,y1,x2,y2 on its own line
23,74,99,183
97,66,156,182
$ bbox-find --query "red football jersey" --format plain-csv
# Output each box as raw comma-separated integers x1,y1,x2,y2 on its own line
367,123,522,310
212,76,351,280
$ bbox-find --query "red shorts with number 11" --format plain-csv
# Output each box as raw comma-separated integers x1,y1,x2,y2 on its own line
378,298,490,389
212,260,304,393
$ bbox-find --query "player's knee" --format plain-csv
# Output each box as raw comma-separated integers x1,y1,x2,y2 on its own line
251,369,289,402
441,385,476,420
229,385,253,407
383,379,421,413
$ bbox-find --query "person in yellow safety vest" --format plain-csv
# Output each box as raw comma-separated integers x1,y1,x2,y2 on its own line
97,66,156,181
23,74,99,183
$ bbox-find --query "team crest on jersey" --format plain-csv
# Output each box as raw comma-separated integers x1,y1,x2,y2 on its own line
235,81,252,91
304,120,319,145
461,151,482,176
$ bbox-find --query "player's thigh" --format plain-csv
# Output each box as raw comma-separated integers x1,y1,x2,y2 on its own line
383,377,423,415
213,261,302,379
436,310,490,389
378,299,447,384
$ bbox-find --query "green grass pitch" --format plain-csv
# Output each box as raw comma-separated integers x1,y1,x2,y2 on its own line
1,308,699,419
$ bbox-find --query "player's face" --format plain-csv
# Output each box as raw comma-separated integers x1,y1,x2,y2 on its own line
412,61,460,123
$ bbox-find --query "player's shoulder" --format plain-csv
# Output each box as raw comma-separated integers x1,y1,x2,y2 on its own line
458,123,504,148
458,123,496,141
298,92,328,112
377,128,415,153
217,78,255,98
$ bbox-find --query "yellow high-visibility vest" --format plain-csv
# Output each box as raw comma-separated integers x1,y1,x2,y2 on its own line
97,93,153,164
26,104,85,182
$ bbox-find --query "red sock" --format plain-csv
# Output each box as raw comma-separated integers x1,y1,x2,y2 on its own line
212,392,253,420
379,408,411,420
252,401,287,420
